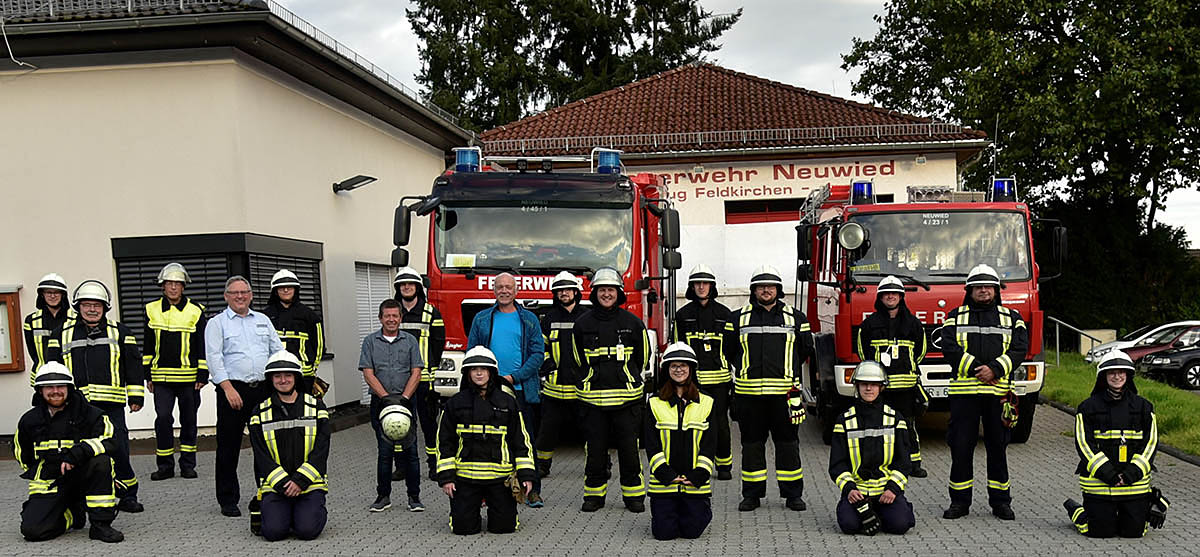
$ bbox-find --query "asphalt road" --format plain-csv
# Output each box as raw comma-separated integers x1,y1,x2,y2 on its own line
1,401,1195,555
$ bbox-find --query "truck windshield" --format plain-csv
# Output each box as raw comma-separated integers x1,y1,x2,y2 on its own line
434,202,633,272
847,210,1031,283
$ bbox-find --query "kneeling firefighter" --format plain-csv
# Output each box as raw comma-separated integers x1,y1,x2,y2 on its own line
829,361,915,535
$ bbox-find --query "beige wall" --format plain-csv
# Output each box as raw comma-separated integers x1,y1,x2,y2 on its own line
0,57,445,433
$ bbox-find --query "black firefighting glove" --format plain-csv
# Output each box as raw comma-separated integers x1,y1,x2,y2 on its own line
855,500,880,536
1149,488,1169,529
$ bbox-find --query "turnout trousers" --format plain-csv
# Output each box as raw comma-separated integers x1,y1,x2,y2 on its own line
536,396,579,473
881,388,923,466
153,382,200,472
581,403,645,504
93,402,138,503
20,456,118,541
260,491,327,541
946,394,1010,507
449,480,518,535
698,382,733,472
650,496,712,540
735,394,803,499
835,493,916,535
1070,495,1151,538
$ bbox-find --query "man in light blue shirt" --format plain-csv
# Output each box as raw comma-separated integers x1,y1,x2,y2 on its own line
205,275,283,517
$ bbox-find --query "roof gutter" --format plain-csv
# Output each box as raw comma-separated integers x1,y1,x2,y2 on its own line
588,139,993,161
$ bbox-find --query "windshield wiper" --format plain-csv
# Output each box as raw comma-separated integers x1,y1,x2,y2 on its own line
851,272,931,291
927,272,968,277
447,265,521,275
517,265,593,275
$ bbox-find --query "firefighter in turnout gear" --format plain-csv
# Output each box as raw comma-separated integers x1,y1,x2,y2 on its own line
731,265,813,512
673,264,738,480
436,346,535,535
829,361,916,535
144,263,208,481
940,264,1028,521
572,267,649,513
263,269,325,395
855,275,929,477
535,271,588,479
16,364,123,543
48,280,145,514
23,273,75,385
1064,350,1165,538
393,267,446,478
248,351,331,541
644,343,716,540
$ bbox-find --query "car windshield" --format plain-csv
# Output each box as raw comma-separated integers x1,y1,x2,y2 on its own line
846,210,1031,283
1137,326,1187,346
1121,324,1154,341
433,201,633,272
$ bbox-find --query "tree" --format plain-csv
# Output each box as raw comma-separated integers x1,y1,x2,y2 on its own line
408,0,740,131
843,0,1200,328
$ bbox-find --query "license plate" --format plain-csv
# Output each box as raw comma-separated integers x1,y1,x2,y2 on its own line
435,378,458,387
924,386,949,398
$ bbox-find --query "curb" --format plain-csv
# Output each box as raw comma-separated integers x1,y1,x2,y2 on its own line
1040,394,1200,468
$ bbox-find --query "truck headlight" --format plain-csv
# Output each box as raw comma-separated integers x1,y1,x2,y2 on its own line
439,358,455,371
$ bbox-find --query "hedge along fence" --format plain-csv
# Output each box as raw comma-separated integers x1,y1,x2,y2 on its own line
1041,351,1200,462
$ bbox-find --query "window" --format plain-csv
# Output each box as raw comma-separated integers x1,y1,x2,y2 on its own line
0,290,24,373
725,198,804,224
115,255,230,338
355,262,395,405
249,254,323,319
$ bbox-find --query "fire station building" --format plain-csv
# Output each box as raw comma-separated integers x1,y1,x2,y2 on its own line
480,63,991,305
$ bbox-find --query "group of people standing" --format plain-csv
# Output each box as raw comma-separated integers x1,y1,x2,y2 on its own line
14,259,1170,544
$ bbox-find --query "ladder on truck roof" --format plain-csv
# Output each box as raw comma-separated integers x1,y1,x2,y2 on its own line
799,184,852,224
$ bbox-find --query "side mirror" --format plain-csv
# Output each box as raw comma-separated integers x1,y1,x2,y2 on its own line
660,208,681,250
1053,226,1068,262
393,205,411,247
797,263,812,282
646,289,659,305
1172,340,1184,348
796,224,812,261
390,247,409,267
634,278,650,290
662,250,682,270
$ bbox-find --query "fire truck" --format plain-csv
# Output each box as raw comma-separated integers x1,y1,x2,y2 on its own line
797,179,1066,443
391,147,682,396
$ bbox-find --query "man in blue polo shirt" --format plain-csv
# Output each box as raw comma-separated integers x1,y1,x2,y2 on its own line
360,299,425,513
467,273,545,506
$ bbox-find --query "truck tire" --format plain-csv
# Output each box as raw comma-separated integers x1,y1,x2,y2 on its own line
1009,393,1038,444
810,333,837,445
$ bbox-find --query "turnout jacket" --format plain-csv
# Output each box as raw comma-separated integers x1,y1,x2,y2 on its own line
940,298,1028,396
263,300,325,378
571,305,648,408
855,299,928,389
673,300,738,385
539,303,587,400
644,394,716,496
23,307,74,386
732,302,813,396
398,298,445,382
15,389,116,498
1074,374,1157,499
829,399,911,497
49,317,144,407
143,296,208,384
248,393,330,495
435,385,536,484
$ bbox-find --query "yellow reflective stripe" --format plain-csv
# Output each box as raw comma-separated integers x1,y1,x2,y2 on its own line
584,484,607,497
741,469,767,481
948,479,972,491
776,468,803,481
1131,415,1157,475
987,479,1010,491
1076,414,1110,476
1079,476,1152,496
1093,430,1145,440
455,424,508,435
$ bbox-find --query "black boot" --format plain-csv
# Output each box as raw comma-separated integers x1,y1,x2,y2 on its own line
991,503,1015,520
581,498,605,512
942,503,970,519
116,499,144,513
150,468,174,481
909,463,928,478
716,466,733,481
785,497,807,511
537,459,552,479
89,521,124,543
738,497,760,512
624,498,645,513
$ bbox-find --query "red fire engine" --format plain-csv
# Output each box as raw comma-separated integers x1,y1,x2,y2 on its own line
797,179,1066,443
391,147,682,395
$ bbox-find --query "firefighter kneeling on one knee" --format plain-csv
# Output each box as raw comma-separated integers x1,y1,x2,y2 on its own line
645,343,716,540
829,361,916,535
248,351,330,541
1065,350,1169,538
16,363,124,543
436,346,536,535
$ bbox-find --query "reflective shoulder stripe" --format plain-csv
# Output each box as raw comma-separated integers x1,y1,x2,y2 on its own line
260,417,319,433
399,323,431,331
845,427,896,440
62,337,119,351
550,322,575,330
739,326,793,334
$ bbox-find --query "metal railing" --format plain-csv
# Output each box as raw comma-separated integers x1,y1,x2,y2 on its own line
1,0,461,127
1046,315,1103,366
483,122,974,154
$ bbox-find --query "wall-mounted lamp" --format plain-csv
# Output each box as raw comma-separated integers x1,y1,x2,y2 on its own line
914,154,927,165
333,174,378,193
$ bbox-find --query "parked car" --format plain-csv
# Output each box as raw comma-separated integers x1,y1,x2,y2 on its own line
1086,320,1200,362
1123,325,1200,362
1138,339,1200,389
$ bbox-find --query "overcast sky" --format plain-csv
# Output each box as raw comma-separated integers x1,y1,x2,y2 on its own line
274,0,1199,245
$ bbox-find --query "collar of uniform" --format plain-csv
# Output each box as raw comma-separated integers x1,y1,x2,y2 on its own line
752,301,785,315
161,296,190,312
373,329,410,344
223,306,259,320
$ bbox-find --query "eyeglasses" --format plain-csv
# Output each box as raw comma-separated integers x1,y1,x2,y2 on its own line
226,290,252,296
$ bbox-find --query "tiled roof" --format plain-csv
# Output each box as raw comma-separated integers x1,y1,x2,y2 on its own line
0,0,266,24
481,63,987,156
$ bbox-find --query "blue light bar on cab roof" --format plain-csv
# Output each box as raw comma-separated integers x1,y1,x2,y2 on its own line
593,148,622,175
453,147,482,172
992,177,1017,202
851,180,875,205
